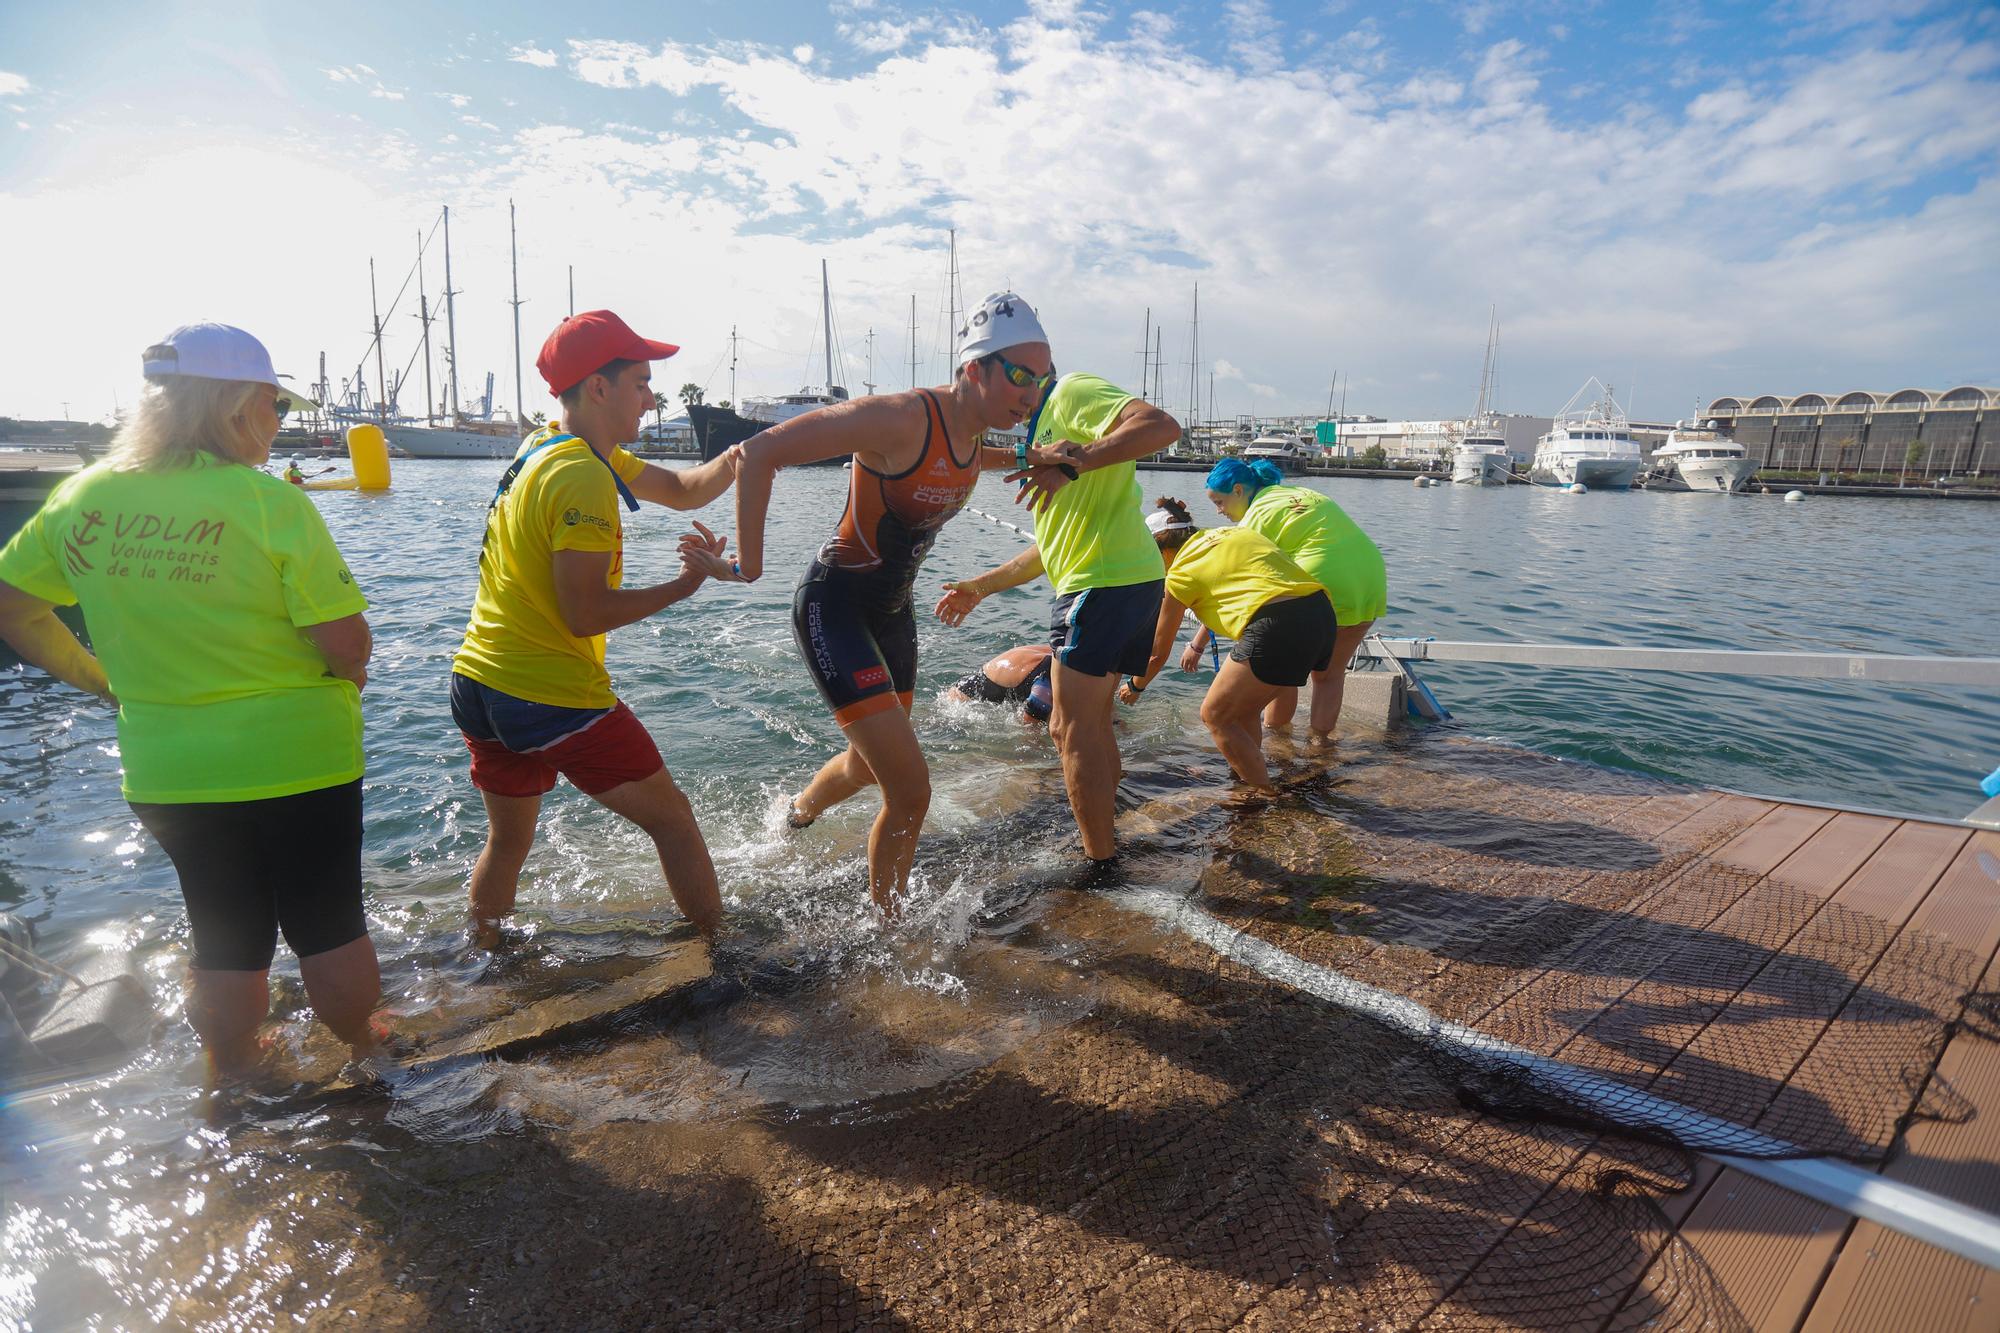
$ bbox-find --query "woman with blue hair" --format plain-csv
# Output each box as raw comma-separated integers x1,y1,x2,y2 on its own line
1197,458,1386,740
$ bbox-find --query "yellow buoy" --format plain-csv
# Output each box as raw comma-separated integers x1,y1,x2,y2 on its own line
346,424,391,491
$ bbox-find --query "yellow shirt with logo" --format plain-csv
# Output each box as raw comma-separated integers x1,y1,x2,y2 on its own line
1164,527,1325,641
452,425,647,709
0,454,367,803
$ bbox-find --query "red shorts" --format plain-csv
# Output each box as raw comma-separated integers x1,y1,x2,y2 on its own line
459,698,664,798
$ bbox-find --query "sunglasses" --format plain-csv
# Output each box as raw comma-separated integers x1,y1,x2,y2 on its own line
987,353,1057,392
272,394,302,420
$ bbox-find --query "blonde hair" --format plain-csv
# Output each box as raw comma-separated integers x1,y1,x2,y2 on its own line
106,377,267,473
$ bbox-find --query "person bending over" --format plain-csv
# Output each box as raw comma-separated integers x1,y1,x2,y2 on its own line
1120,498,1337,791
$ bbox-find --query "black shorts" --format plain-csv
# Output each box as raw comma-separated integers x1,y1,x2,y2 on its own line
1230,593,1337,687
1049,579,1164,679
793,561,919,727
130,778,367,972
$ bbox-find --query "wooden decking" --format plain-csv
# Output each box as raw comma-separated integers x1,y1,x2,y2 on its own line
1648,814,2000,1332
1431,791,2000,1331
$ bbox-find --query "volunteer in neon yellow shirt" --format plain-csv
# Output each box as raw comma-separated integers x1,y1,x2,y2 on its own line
0,322,383,1079
449,309,741,949
1118,499,1337,791
1195,457,1388,741
935,367,1181,863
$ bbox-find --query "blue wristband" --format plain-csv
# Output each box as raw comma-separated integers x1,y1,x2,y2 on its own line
1015,440,1028,469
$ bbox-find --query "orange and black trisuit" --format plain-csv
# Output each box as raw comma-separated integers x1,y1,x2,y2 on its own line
793,389,979,726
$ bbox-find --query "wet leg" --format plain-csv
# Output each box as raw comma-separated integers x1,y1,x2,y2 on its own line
839,708,930,914
1263,686,1300,730
792,745,879,823
297,935,383,1060
1201,661,1284,790
189,967,271,1079
592,768,724,938
468,790,541,947
1051,665,1123,861
1308,620,1373,741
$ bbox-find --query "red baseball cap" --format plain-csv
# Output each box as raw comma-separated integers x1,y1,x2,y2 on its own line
535,309,680,396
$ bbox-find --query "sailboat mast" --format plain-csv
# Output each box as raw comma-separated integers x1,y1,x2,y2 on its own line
908,295,918,389
821,259,835,390
1140,307,1151,402
508,199,524,430
416,230,434,425
945,229,959,380
1153,328,1162,402
442,206,460,420
369,258,386,423
729,326,737,406
1187,282,1199,434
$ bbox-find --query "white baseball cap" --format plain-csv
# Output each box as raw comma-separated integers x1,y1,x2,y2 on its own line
142,322,286,390
1145,508,1194,535
957,292,1049,366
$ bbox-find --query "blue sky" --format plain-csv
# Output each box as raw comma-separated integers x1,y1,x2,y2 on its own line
2,0,1996,423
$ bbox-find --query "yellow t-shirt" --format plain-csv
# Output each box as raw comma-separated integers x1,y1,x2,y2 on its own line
452,425,647,708
1163,527,1324,641
0,454,367,803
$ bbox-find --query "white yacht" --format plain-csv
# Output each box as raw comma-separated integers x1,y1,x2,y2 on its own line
381,418,519,459
1242,430,1313,474
1452,428,1512,485
742,384,849,427
1532,379,1643,489
1452,312,1511,485
1647,422,1759,493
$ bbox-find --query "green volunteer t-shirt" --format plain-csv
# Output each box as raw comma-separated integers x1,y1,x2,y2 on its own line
1030,374,1165,595
0,454,368,803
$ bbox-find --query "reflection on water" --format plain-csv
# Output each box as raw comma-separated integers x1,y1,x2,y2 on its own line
2,462,1995,1326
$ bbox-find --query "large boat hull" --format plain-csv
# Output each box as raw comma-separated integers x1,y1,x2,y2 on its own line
1535,455,1642,490
1452,449,1511,485
381,424,517,459
1674,457,1760,493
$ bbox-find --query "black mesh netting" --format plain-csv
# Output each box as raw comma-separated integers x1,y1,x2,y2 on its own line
23,733,1991,1330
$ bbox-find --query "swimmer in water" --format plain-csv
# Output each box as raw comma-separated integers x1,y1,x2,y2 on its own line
946,644,1054,726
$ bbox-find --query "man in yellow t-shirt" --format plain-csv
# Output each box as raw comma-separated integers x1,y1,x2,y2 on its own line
449,310,741,947
933,370,1182,864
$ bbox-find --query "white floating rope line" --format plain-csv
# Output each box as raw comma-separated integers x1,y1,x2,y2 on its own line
1110,885,2000,1273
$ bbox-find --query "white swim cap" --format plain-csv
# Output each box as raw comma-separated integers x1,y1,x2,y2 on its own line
957,292,1048,366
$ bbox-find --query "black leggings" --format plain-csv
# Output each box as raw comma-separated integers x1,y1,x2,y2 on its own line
130,778,367,972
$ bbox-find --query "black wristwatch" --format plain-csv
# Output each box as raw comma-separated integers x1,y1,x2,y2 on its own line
1126,677,1145,693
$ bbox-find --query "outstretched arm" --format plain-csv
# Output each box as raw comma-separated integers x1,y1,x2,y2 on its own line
732,394,927,582
933,545,1045,626
628,446,741,511
0,580,112,701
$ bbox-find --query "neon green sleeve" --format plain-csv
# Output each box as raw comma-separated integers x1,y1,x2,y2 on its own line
270,490,368,628
0,483,80,606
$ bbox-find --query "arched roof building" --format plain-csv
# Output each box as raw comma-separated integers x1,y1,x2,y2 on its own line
1699,386,1994,477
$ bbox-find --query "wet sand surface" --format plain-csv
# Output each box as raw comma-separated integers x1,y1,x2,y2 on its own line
7,727,1987,1330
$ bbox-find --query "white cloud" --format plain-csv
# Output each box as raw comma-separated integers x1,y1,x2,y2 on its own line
442,92,472,108
509,45,559,68
0,72,32,97
1,15,1994,421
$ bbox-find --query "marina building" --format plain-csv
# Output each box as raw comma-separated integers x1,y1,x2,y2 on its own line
1702,387,1996,477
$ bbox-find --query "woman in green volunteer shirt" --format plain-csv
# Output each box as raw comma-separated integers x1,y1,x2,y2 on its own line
1193,458,1387,741
0,323,385,1081
1119,498,1337,790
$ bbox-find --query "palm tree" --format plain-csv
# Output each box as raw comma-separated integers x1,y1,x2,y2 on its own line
679,382,705,410
653,391,669,441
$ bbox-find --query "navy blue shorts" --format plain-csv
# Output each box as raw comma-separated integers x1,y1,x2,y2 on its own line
1049,579,1165,679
